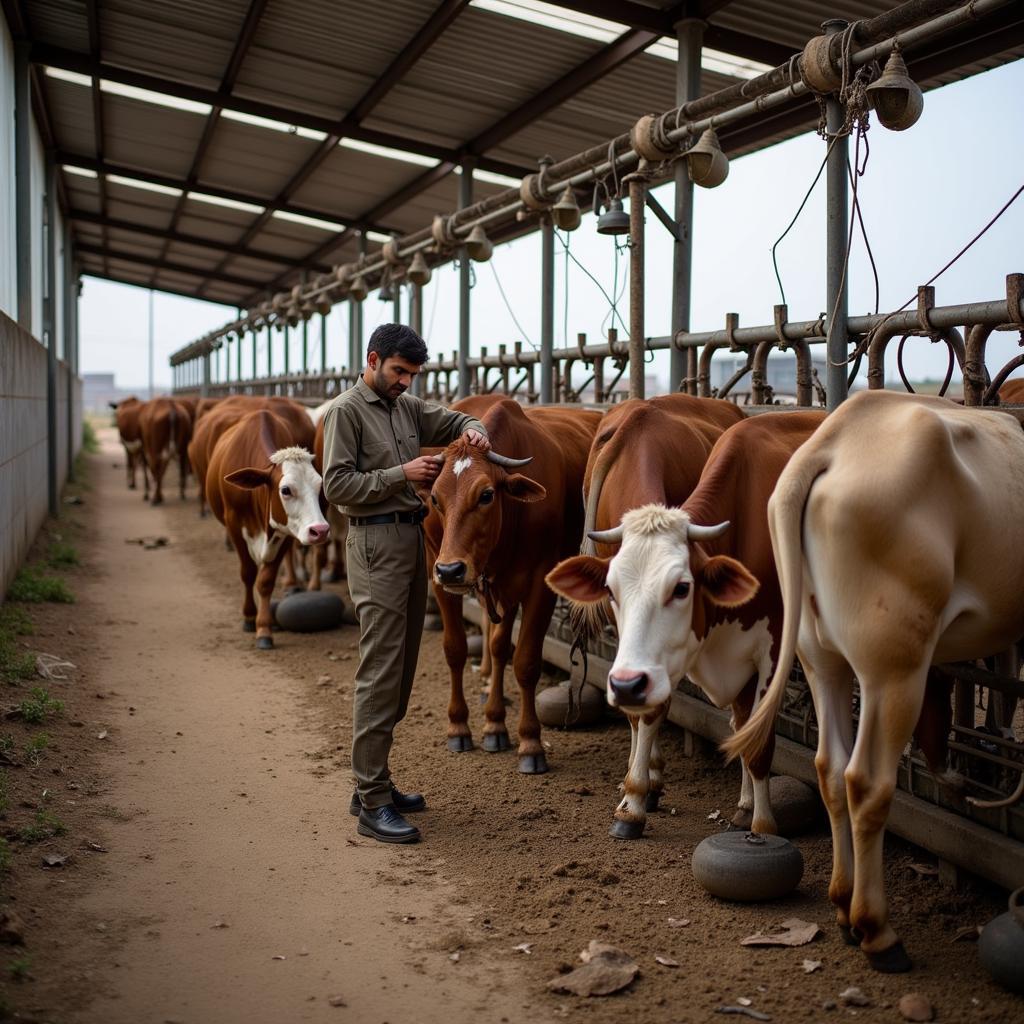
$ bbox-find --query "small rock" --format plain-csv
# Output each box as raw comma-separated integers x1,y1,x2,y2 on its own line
449,951,461,962
822,1001,837,1011
0,909,26,945
42,853,68,868
211,921,229,929
317,675,332,687
801,959,822,973
668,917,691,928
328,995,346,1007
839,987,870,1008
898,993,934,1022
655,955,680,967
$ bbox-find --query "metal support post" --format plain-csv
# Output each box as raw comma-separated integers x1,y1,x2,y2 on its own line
202,351,210,398
14,42,32,330
320,311,327,371
350,232,366,373
252,328,257,381
410,284,424,397
237,308,243,381
458,163,473,398
65,236,76,480
44,155,58,514
284,324,291,376
628,177,646,400
301,271,309,373
266,325,272,378
393,282,401,326
540,209,555,404
824,19,850,410
672,18,704,394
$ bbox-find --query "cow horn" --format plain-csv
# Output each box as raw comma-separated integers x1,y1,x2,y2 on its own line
687,520,730,541
485,450,533,469
588,525,624,545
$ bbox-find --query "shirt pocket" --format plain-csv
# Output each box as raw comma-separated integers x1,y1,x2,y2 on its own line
358,440,393,469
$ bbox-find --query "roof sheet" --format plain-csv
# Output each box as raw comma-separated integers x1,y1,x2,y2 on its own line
11,0,1023,313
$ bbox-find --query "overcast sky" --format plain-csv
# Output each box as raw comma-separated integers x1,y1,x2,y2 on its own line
80,57,1024,394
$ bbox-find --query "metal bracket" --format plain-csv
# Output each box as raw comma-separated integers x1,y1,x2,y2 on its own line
773,304,790,352
644,193,683,243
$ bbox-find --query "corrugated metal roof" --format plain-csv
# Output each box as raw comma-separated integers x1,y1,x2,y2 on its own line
12,0,1023,312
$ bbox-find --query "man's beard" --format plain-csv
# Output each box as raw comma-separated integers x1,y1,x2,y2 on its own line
373,369,405,401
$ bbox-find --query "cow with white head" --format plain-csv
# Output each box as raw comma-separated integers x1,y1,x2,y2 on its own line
547,410,825,838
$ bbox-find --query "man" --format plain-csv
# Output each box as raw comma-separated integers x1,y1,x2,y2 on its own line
322,324,489,843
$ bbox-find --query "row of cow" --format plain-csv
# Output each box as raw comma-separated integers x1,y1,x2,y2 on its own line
113,385,1024,974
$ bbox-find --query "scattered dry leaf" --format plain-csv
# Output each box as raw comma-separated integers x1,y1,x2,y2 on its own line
547,941,638,997
513,943,533,954
655,955,679,967
741,919,820,948
907,862,938,878
802,959,822,973
715,1007,771,1021
839,986,870,1007
667,917,691,928
951,925,982,943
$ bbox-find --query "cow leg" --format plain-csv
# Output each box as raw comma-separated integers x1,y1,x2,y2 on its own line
481,607,517,754
141,456,151,501
308,543,324,591
151,456,166,505
731,675,778,835
197,474,208,517
511,584,557,774
279,546,299,591
228,530,259,633
125,446,136,489
610,705,666,839
845,673,925,973
254,543,290,649
476,616,493,693
646,726,666,812
437,586,473,752
179,449,189,501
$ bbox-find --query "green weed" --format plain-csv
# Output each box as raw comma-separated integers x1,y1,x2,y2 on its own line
18,811,66,843
46,541,79,567
0,637,36,686
17,689,63,726
82,419,100,454
8,955,30,981
0,606,33,637
7,569,74,605
23,735,49,768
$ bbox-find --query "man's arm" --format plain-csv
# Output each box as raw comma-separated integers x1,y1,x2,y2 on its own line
322,406,407,507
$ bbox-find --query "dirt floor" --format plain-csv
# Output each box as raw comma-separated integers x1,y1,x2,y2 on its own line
0,426,1022,1023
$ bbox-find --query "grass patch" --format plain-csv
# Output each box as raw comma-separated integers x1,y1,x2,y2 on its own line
23,735,49,768
46,541,79,568
7,568,74,605
0,607,33,637
17,689,63,726
8,955,30,981
18,810,66,844
0,638,36,687
82,419,100,454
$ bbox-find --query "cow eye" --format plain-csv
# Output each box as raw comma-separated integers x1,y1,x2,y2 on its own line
478,489,494,506
280,485,293,498
672,581,690,600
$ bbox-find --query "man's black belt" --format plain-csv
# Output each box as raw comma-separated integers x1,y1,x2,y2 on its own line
349,507,428,527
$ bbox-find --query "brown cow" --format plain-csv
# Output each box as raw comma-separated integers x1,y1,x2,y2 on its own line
998,377,1024,403
431,399,601,773
138,397,192,505
547,411,825,837
724,391,1024,972
110,397,147,492
206,409,329,648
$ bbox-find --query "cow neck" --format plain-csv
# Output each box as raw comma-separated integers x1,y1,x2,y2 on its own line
257,413,289,551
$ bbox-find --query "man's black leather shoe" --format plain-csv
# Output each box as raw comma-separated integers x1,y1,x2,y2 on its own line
356,804,421,844
349,786,426,817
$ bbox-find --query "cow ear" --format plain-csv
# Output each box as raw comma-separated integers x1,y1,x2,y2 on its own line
224,467,273,491
503,473,546,503
699,555,760,608
545,556,610,604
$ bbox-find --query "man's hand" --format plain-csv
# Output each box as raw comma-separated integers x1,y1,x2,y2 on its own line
402,454,443,483
464,429,490,451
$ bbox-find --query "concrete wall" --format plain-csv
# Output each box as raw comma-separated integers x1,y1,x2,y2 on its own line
0,310,80,599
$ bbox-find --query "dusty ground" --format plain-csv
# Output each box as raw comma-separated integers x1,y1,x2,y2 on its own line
0,425,1021,1023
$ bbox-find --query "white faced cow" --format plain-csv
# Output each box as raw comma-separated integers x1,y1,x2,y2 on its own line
547,411,823,839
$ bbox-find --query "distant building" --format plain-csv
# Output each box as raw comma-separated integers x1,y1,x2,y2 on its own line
82,373,151,412
710,351,831,404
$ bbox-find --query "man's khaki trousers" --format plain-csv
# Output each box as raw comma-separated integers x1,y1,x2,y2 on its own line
345,521,427,810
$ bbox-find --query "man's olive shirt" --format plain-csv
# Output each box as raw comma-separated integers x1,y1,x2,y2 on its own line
322,377,486,517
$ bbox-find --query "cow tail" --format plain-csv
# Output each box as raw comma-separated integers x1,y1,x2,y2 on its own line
720,445,829,766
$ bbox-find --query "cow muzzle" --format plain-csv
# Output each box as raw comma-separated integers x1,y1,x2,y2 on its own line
435,560,469,588
608,671,649,707
305,522,331,545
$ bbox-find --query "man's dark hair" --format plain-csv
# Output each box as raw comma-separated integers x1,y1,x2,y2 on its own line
367,323,428,365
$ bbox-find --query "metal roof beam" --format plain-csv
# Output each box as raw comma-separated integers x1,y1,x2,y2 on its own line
75,242,262,289
31,42,531,180
85,0,109,277
54,151,403,235
197,0,471,297
69,208,333,272
82,268,243,306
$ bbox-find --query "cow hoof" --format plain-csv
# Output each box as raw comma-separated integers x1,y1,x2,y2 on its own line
518,752,548,774
645,790,662,812
447,735,473,753
257,636,274,650
242,620,256,633
838,924,863,947
609,818,645,840
128,483,136,490
482,732,511,753
866,941,912,974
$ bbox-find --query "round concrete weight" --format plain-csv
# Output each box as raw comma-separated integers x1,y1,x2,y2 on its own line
275,591,346,633
466,633,484,659
423,613,443,632
691,831,803,902
729,776,823,837
536,681,605,729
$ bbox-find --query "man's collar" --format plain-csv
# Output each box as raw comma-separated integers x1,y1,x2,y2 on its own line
355,376,382,404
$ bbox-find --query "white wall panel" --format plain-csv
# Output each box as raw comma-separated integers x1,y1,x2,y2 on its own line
0,19,16,318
